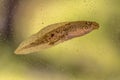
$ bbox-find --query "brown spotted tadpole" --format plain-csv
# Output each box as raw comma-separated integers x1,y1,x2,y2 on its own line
15,21,99,54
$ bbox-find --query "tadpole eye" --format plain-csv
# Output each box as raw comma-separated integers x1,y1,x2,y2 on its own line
83,26,88,30
85,26,88,29
86,22,92,25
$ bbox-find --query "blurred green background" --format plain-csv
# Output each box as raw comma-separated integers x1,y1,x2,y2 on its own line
0,0,120,80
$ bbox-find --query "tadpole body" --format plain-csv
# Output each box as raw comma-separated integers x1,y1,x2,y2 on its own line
15,21,99,54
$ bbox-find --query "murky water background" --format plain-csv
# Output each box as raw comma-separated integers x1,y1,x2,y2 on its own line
0,0,120,80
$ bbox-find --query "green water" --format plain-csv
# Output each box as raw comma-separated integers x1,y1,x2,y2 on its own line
0,0,120,80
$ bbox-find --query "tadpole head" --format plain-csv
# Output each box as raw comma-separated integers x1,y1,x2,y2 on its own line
91,22,100,29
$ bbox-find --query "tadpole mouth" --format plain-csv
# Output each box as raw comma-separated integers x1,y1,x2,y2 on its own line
92,22,100,29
